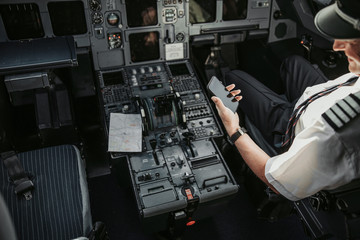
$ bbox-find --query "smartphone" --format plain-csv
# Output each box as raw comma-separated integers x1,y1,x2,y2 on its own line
207,76,239,113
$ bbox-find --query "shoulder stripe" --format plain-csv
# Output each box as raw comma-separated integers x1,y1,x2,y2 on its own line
323,109,344,129
337,100,356,118
351,91,360,104
344,96,360,113
333,104,351,122
322,91,360,131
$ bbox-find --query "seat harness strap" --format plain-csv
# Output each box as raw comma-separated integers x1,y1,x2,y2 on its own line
0,151,34,200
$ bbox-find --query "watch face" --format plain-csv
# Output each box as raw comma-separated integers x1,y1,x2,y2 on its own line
230,127,247,143
239,127,247,135
238,129,244,135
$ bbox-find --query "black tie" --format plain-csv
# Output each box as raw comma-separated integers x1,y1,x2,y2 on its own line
282,76,358,150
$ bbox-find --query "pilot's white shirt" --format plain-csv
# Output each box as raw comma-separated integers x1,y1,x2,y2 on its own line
265,72,360,201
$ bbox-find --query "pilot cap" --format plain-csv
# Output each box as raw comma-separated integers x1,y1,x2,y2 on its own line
314,0,360,39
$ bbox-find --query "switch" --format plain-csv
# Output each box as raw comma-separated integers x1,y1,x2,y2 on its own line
176,156,184,166
174,210,186,220
123,105,129,112
178,9,184,18
131,75,137,86
144,173,152,180
95,27,104,39
194,93,200,100
184,188,193,200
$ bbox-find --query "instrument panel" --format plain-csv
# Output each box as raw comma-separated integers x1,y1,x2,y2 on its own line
0,0,272,70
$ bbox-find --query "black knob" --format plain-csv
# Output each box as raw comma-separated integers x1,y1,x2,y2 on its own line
150,139,157,150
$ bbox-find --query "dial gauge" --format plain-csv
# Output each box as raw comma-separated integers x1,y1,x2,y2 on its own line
92,12,103,24
89,0,102,11
107,13,119,26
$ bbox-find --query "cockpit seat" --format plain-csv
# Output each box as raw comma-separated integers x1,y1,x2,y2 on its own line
0,145,92,240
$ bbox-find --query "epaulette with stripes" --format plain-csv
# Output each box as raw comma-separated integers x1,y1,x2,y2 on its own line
322,91,360,130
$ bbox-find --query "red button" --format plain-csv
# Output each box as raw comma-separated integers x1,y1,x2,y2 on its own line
186,220,196,226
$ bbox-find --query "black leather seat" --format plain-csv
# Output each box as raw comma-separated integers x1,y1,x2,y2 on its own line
0,145,92,240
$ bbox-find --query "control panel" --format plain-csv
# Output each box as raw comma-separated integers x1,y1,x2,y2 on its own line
97,60,238,227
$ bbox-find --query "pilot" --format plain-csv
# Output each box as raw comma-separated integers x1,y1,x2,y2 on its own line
212,0,360,201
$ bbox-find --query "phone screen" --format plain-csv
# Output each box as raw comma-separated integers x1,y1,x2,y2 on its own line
207,76,239,112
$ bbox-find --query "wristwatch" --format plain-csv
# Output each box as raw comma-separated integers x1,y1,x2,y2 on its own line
230,127,247,143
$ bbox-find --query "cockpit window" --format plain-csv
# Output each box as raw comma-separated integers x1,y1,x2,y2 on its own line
48,1,87,36
223,0,247,21
125,0,158,27
129,31,160,62
189,0,216,24
0,3,44,40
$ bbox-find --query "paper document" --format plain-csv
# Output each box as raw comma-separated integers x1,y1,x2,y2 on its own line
108,113,142,152
165,43,184,60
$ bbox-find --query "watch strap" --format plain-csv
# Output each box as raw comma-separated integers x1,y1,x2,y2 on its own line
230,127,247,143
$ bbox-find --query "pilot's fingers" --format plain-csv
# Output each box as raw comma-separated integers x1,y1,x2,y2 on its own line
234,95,243,101
225,84,236,91
229,89,241,96
211,96,226,112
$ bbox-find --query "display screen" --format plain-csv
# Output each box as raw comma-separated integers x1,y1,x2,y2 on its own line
48,1,87,36
125,0,158,27
129,32,160,62
0,3,44,40
223,0,247,21
189,0,216,24
103,71,124,86
169,63,190,77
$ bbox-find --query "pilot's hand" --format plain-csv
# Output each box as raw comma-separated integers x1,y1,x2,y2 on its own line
211,84,242,137
225,84,242,101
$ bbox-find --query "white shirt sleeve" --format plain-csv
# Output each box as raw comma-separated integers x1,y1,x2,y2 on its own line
265,119,356,201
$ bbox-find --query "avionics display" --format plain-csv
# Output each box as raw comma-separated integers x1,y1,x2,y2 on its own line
103,71,124,86
129,32,160,62
125,0,158,27
48,1,87,36
169,63,190,77
189,0,216,24
0,3,44,40
223,0,247,21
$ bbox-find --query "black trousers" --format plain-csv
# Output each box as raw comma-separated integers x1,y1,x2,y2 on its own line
225,55,328,146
